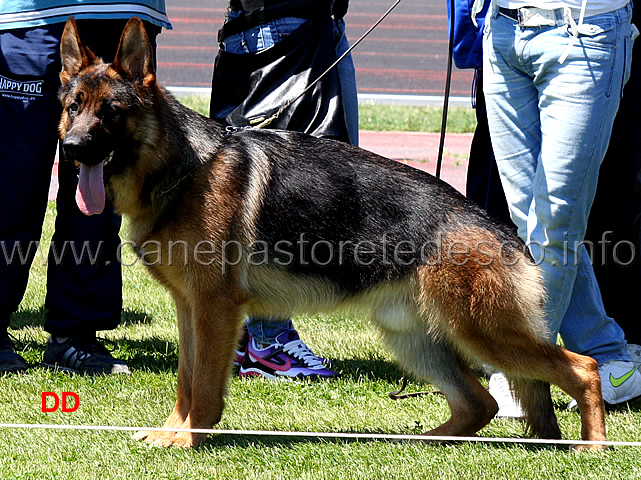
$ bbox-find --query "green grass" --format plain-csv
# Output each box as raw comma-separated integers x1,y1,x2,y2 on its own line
3,205,641,478
178,95,477,133
358,102,477,133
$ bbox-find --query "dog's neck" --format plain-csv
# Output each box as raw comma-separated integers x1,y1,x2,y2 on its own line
107,89,226,239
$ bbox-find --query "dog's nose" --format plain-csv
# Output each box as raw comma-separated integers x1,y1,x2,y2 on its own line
62,133,92,162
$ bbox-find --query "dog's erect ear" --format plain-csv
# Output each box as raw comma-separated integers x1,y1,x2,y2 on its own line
113,17,155,86
60,16,97,84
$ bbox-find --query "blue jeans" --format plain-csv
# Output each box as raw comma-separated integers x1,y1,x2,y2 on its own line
224,13,358,342
483,3,637,363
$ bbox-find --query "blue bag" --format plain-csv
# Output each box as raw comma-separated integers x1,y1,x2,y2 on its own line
446,0,489,69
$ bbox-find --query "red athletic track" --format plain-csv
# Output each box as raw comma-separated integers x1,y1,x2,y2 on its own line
156,0,476,99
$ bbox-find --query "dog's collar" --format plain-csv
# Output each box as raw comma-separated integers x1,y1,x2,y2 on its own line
224,125,253,137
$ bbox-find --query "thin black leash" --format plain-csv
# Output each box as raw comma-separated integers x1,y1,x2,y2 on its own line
435,0,456,179
254,0,402,129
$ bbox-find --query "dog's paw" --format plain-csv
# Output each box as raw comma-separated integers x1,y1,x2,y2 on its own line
571,443,609,452
161,433,196,448
132,430,152,442
133,429,206,448
133,430,175,446
169,431,208,448
149,432,207,448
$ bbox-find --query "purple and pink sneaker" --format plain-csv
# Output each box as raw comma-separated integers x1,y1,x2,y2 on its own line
238,327,338,379
234,322,250,367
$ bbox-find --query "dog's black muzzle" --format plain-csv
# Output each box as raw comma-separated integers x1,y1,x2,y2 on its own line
62,132,112,166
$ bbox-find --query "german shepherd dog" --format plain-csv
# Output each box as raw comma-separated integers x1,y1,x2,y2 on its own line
58,17,606,449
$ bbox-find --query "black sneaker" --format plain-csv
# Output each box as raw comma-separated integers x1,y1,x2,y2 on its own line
43,335,130,375
0,333,28,373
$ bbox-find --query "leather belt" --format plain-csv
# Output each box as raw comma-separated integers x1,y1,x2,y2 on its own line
497,6,571,27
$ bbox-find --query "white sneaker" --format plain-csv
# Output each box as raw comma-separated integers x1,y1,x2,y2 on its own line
599,360,641,405
626,344,641,371
488,372,524,418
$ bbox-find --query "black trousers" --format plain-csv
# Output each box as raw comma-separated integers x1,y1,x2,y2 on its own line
0,19,158,337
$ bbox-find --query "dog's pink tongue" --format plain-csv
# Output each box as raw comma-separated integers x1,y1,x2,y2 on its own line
76,161,106,216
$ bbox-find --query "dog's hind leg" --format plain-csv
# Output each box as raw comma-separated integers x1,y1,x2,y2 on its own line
383,330,499,437
444,304,605,444
544,349,606,450
446,313,606,447
445,309,605,445
416,257,606,448
495,345,606,448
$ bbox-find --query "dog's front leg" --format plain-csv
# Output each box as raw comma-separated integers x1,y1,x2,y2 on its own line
134,293,195,445
165,293,243,448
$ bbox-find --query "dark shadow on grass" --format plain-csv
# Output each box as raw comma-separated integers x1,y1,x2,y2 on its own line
116,338,179,373
606,397,641,413
330,358,405,384
9,308,154,330
198,430,577,452
119,309,157,326
10,308,47,329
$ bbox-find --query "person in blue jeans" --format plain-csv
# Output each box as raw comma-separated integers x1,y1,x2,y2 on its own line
210,0,357,379
0,1,171,374
483,0,641,407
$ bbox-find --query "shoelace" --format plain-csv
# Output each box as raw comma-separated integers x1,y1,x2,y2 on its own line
281,340,326,369
66,336,114,359
489,374,520,405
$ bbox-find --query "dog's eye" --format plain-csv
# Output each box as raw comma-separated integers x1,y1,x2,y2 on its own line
68,103,79,114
